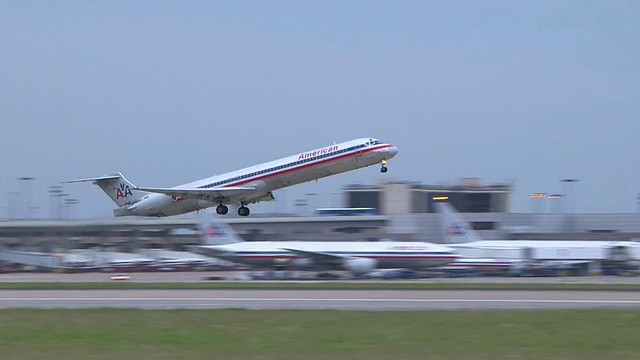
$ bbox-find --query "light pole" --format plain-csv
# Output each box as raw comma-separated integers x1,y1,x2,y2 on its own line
560,179,579,214
294,198,308,215
331,192,342,208
276,189,287,214
62,198,79,220
17,177,35,219
49,186,64,219
6,191,20,219
528,193,547,213
547,194,562,213
304,193,318,215
58,193,68,220
560,179,579,231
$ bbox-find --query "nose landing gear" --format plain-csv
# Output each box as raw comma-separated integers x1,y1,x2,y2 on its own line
380,159,389,173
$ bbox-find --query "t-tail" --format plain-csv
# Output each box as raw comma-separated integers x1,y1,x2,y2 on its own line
62,172,147,208
436,202,484,244
198,214,245,245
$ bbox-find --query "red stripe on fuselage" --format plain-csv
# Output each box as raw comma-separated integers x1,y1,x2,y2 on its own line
238,254,457,260
220,144,393,188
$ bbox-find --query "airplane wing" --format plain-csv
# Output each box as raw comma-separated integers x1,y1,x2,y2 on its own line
186,246,236,260
281,248,345,266
133,185,257,200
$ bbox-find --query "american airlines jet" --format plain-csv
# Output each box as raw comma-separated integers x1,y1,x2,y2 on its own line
64,138,398,217
437,202,640,266
190,220,459,276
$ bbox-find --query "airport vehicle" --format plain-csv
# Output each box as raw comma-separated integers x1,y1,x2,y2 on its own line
437,203,640,275
190,220,459,276
64,138,398,217
110,274,130,280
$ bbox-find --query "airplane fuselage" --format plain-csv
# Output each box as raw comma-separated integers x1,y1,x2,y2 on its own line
197,241,459,273
124,138,397,217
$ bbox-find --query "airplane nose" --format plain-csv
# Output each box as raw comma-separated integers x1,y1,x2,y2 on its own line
388,145,398,158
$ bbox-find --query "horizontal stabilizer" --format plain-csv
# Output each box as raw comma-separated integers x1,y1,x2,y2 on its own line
62,175,121,183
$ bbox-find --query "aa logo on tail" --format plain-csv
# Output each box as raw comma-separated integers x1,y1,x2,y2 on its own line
446,224,466,236
204,225,226,237
116,183,133,200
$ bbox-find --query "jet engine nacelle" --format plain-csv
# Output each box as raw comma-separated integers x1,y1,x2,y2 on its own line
240,181,273,204
343,258,378,275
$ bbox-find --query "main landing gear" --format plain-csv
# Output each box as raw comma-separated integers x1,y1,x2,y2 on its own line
216,203,251,216
380,159,389,173
238,205,251,217
216,204,229,215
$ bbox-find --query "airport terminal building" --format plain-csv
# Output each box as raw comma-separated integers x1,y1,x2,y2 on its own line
2,178,640,250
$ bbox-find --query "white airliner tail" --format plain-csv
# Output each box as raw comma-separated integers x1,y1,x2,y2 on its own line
63,172,146,207
199,216,245,245
436,203,485,244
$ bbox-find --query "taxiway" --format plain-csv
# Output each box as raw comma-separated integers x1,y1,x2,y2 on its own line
1,289,640,310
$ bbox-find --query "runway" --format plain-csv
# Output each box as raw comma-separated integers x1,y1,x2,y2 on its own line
2,289,640,310
2,271,640,284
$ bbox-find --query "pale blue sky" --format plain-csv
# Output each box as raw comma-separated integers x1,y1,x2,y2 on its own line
1,1,639,218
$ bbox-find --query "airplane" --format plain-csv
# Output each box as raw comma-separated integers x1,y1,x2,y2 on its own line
138,249,220,270
64,138,398,217
436,202,640,272
0,247,100,272
188,218,459,276
78,251,156,272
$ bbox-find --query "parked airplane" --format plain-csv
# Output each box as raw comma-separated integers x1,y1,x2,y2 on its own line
189,219,459,276
138,249,220,270
437,202,640,272
78,251,156,271
0,247,99,272
64,138,397,217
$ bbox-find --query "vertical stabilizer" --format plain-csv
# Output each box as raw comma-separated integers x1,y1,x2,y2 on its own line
436,203,485,244
63,172,146,207
198,214,245,245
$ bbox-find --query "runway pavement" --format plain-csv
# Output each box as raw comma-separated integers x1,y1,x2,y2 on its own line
2,271,640,284
1,289,640,310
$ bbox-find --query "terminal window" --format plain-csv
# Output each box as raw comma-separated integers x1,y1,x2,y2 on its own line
428,193,494,213
461,193,491,212
347,191,380,210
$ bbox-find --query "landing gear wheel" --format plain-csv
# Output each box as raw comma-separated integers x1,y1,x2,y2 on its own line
216,204,229,215
238,206,251,217
380,159,389,173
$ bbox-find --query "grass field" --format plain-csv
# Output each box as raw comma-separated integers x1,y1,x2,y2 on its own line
1,309,638,360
